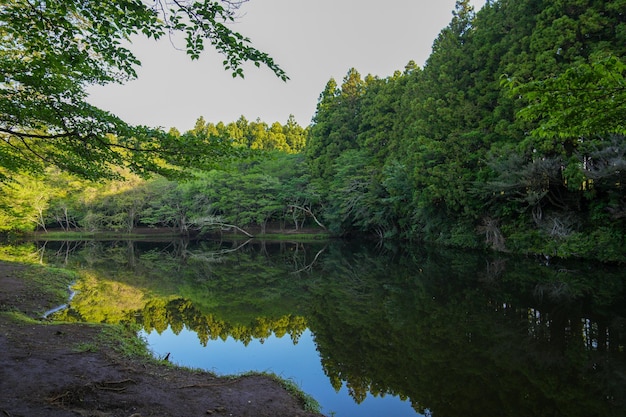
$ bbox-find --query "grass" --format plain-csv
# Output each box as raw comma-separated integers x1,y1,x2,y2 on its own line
20,266,77,305
272,374,322,413
26,230,182,241
237,371,322,413
0,257,78,317
74,341,99,353
254,233,332,242
96,323,155,361
0,243,77,296
0,310,40,324
25,228,333,243
201,232,333,243
69,322,170,364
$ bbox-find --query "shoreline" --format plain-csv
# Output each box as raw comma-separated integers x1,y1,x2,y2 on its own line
0,260,324,417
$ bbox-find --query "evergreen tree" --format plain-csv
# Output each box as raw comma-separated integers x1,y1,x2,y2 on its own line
284,115,307,153
306,69,365,181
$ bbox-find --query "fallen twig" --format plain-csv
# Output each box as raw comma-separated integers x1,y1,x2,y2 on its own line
47,391,70,403
94,378,136,392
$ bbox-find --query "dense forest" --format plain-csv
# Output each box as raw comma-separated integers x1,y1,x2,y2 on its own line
2,0,626,262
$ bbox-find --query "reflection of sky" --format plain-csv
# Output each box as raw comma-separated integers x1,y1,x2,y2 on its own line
141,327,421,417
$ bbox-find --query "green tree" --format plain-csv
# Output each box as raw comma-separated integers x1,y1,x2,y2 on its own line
229,116,250,147
248,119,270,150
266,122,290,152
141,179,196,234
252,152,320,230
283,114,307,153
0,0,287,181
0,173,53,231
357,71,405,165
306,77,339,179
306,69,365,181
86,176,150,232
324,150,377,234
411,0,480,207
510,56,626,147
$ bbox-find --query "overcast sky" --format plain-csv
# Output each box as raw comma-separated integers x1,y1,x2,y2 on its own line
87,0,486,132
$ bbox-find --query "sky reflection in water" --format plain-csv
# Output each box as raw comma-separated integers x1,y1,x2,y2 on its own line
141,327,420,417
34,239,626,417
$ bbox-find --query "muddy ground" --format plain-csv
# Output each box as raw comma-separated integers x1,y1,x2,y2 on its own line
0,261,324,417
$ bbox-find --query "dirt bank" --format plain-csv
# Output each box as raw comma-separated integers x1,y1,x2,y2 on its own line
0,261,324,417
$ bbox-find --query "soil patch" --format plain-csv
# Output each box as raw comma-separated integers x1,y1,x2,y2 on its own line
0,261,324,417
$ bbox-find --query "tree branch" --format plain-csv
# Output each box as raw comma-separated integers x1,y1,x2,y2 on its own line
288,205,327,230
0,127,77,140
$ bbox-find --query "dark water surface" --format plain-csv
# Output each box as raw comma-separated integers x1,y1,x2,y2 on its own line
27,238,626,417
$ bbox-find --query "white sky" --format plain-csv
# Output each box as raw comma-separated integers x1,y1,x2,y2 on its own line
87,0,486,132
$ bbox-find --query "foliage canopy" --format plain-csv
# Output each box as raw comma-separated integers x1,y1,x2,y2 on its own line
0,0,287,181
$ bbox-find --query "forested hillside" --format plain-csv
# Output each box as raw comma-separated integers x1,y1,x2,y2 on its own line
306,0,626,261
0,116,311,235
2,0,625,262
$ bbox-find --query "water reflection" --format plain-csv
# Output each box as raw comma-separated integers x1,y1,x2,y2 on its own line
30,238,626,417
307,243,626,416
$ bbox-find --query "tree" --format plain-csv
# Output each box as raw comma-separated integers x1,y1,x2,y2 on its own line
509,55,626,147
0,0,287,182
228,115,250,147
248,119,270,150
306,77,339,179
0,173,53,231
306,69,365,181
283,114,307,153
324,149,388,236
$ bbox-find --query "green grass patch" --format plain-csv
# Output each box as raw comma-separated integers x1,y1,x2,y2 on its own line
20,266,77,304
74,341,99,353
96,323,154,361
201,230,333,242
0,255,78,317
0,310,40,324
92,323,177,366
236,371,321,413
253,233,332,242
27,230,182,241
0,242,79,295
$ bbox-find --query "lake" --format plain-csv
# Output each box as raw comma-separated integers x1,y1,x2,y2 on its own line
30,238,626,417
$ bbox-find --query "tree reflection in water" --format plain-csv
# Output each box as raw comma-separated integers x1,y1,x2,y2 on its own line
35,239,625,417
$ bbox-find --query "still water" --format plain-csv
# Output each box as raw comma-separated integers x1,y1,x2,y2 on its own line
142,328,417,416
30,238,626,417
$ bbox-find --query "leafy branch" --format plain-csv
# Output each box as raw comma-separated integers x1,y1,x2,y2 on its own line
0,0,288,181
